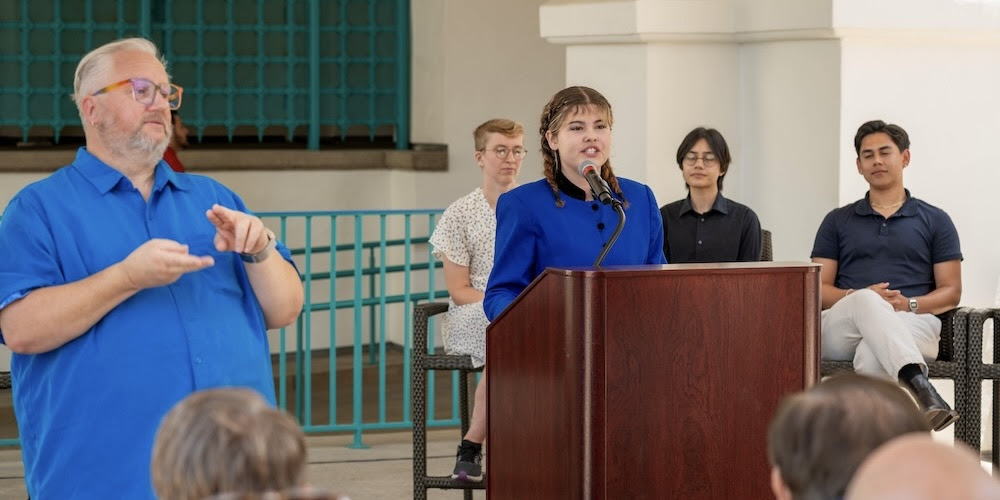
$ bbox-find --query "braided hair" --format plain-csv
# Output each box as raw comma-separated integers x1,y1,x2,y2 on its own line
539,86,627,208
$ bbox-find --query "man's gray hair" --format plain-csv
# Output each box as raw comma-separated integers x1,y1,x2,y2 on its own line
73,37,167,113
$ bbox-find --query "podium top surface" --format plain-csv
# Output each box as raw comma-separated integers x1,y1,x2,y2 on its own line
547,261,821,277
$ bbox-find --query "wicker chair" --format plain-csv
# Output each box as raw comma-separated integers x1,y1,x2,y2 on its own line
411,302,485,499
965,308,1000,465
820,308,975,446
761,229,772,262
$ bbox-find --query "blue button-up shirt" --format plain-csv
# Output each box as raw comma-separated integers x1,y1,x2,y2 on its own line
484,177,666,321
0,148,294,499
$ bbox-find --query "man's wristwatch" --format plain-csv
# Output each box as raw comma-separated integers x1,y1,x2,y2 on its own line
240,229,276,263
908,297,919,313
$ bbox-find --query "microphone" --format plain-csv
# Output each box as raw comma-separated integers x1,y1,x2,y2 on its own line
577,160,614,205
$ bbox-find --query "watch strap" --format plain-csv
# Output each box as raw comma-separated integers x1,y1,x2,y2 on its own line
240,229,276,263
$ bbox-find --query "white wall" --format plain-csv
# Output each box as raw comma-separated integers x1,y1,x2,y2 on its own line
739,39,841,262
839,36,1000,308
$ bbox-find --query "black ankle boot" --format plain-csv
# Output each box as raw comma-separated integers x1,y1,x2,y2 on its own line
904,373,959,432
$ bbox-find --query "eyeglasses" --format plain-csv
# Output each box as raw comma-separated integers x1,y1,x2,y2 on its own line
92,78,183,110
483,147,527,160
682,153,718,167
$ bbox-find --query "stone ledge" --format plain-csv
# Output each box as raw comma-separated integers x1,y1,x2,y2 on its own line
0,146,449,173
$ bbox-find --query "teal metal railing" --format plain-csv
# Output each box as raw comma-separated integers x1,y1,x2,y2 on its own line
0,0,410,149
261,209,470,448
0,208,481,449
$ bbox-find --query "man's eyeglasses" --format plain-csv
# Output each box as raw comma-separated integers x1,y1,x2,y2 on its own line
483,147,527,160
92,78,183,110
682,153,718,167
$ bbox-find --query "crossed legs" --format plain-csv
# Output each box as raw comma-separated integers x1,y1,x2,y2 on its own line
821,288,957,430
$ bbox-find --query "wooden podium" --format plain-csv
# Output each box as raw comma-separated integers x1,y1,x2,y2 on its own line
486,263,821,499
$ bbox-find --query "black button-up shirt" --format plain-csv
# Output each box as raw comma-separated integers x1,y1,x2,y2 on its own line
660,193,762,263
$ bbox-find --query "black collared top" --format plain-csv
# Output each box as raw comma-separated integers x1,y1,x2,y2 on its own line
660,193,762,263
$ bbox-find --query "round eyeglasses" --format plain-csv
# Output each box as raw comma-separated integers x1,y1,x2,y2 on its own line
682,154,718,167
483,147,527,160
92,78,183,110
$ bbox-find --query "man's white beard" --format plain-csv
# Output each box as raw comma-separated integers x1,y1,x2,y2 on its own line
97,114,171,166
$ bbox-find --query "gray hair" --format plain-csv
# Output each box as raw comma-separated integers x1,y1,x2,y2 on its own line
73,37,167,113
151,388,308,500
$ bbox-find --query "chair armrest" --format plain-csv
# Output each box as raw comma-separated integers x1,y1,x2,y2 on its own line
936,307,972,363
936,308,957,361
413,302,450,352
967,308,999,367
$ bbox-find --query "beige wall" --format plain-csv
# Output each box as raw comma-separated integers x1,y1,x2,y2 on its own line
409,0,565,206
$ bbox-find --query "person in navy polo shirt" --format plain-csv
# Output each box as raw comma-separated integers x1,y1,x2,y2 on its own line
0,38,304,498
810,120,962,432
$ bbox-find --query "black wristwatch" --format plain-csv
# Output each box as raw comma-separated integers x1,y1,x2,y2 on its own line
240,229,276,263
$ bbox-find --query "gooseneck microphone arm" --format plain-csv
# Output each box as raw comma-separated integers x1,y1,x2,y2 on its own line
594,198,626,268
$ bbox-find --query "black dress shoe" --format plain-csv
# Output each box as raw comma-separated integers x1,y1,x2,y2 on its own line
904,373,960,432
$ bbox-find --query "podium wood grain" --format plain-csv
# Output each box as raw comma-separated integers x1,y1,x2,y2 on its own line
486,263,821,500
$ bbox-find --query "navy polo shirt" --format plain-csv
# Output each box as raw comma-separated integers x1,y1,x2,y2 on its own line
0,148,294,499
660,193,762,263
810,190,962,298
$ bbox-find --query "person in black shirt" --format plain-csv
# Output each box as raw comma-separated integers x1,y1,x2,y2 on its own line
660,127,761,262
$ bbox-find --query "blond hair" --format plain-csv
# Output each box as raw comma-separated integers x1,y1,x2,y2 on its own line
473,118,524,151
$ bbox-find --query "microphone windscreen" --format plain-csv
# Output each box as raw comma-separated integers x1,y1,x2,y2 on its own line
577,160,598,176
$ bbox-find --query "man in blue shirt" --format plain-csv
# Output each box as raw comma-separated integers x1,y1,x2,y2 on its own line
0,38,304,498
811,120,962,432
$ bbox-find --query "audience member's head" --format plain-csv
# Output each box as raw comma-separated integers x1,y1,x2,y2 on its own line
675,127,732,191
473,118,524,151
853,119,909,157
152,388,309,500
170,110,190,149
767,373,930,500
847,434,1000,500
202,487,352,500
472,118,525,189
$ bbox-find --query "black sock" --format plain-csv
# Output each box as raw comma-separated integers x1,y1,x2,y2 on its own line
898,363,923,383
461,439,482,451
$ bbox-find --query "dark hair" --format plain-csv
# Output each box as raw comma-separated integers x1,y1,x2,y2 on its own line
853,120,910,156
539,86,627,208
675,127,732,191
767,373,929,500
